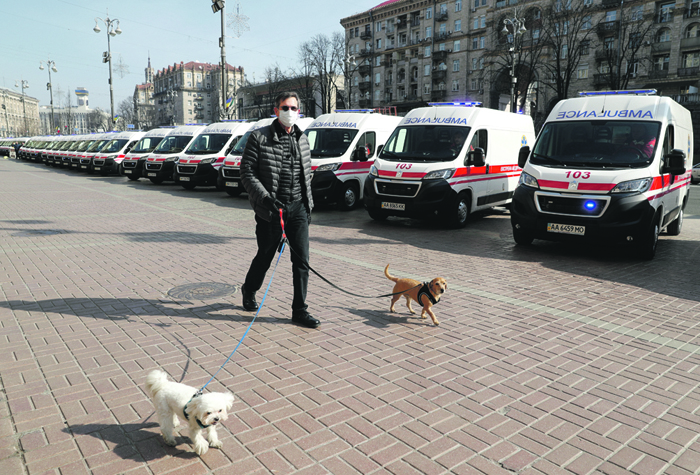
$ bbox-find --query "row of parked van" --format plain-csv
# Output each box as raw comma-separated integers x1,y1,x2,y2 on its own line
9,90,694,259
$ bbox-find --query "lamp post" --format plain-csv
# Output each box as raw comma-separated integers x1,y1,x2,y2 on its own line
93,13,122,130
211,0,228,120
501,15,526,113
39,59,58,133
165,88,178,125
345,53,359,109
1,92,9,137
15,79,29,135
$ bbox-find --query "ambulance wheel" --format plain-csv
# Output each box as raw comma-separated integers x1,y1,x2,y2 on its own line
339,182,359,211
127,176,139,181
226,188,243,197
512,225,534,245
149,178,163,185
448,193,470,228
368,208,387,221
181,183,196,190
639,216,660,260
666,208,683,236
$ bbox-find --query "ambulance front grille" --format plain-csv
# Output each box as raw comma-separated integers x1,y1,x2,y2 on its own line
375,180,420,198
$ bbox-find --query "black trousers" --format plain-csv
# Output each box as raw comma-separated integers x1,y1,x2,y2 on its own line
244,200,309,315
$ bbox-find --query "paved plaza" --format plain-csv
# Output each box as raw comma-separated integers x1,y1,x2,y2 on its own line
2,157,700,475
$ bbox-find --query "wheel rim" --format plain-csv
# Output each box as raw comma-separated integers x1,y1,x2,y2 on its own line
344,187,357,207
456,199,468,224
678,209,683,232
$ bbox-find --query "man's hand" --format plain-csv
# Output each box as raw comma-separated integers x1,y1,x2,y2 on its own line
263,195,285,213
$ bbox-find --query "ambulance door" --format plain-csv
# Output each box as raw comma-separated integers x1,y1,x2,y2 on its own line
467,129,489,207
660,125,678,226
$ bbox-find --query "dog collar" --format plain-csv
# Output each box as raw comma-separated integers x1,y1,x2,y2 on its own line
417,283,438,306
183,393,211,429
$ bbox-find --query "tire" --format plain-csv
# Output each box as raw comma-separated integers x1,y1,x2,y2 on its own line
512,225,534,245
639,215,660,260
448,193,470,228
368,208,387,221
338,181,360,211
226,188,243,197
666,208,683,236
149,178,163,185
181,183,196,190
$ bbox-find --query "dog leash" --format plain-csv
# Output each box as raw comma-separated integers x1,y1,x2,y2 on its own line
196,208,288,395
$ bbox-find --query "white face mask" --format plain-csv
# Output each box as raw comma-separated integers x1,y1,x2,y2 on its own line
278,109,299,128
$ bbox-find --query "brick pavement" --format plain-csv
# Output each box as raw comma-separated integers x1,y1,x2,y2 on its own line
2,157,700,474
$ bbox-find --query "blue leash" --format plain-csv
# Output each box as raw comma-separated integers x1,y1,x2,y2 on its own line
196,230,288,395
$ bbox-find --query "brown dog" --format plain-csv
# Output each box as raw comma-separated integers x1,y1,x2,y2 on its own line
384,264,447,325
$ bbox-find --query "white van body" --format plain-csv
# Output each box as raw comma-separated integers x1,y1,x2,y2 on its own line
511,90,693,259
218,117,314,196
92,131,146,175
306,111,401,210
60,135,90,168
77,133,114,172
173,121,252,189
120,128,172,180
364,104,536,227
143,125,206,184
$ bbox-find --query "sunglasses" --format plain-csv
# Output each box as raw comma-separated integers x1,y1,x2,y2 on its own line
278,106,299,111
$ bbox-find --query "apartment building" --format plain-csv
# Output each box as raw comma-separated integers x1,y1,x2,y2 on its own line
341,0,700,122
152,61,244,126
133,57,155,130
0,87,40,137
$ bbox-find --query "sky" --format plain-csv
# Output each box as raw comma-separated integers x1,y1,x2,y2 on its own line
0,0,382,114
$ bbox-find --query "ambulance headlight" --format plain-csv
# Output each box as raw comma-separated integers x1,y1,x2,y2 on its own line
611,178,652,194
423,168,455,180
518,172,539,189
165,156,179,162
370,164,378,176
316,162,341,172
199,157,216,164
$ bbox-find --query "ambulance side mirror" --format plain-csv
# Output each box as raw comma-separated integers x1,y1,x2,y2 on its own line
518,146,530,168
663,149,686,176
466,147,485,167
354,144,370,162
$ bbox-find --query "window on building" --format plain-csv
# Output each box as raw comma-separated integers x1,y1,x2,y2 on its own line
423,83,431,94
377,38,382,48
424,64,431,75
577,65,589,79
582,15,591,30
426,26,432,38
440,3,447,13
452,79,459,91
439,43,446,51
630,5,643,20
654,54,670,70
375,73,381,85
472,37,478,49
682,51,700,67
426,7,432,19
686,24,699,38
480,36,485,48
456,0,462,11
472,58,478,70
376,22,382,32
658,3,674,23
439,24,447,34
580,40,590,55
425,46,431,57
454,40,461,51
479,57,484,69
605,10,617,22
455,20,462,31
657,28,671,42
474,18,479,29
471,78,478,90
453,60,460,71
604,36,615,51
481,16,486,28
561,44,568,59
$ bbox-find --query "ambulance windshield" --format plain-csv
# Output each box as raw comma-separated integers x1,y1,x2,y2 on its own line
305,128,359,158
185,133,231,154
153,135,193,154
101,139,129,153
131,136,164,153
379,126,471,162
532,121,661,168
231,130,254,155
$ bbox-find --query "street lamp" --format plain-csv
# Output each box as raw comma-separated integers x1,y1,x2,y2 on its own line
93,13,122,130
15,79,29,135
1,92,9,137
502,16,526,113
345,53,359,109
165,88,178,125
39,59,58,134
211,0,228,120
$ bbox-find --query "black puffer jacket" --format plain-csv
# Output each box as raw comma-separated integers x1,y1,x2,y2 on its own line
241,120,314,221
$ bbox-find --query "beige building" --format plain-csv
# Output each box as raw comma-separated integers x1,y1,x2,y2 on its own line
341,0,700,126
133,57,156,130
0,87,40,137
152,61,244,126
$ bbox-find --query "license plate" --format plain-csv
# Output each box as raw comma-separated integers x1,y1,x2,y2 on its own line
81,165,87,169
148,173,156,177
124,170,132,174
547,223,585,235
94,167,101,171
180,176,190,181
225,181,238,187
71,164,77,168
381,202,405,211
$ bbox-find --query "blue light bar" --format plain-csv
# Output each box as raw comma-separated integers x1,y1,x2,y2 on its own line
333,109,374,113
221,119,247,122
428,101,482,107
579,89,657,97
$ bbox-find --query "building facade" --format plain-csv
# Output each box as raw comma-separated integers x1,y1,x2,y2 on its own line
39,88,109,135
0,87,40,137
133,57,156,130
151,61,244,126
340,0,700,128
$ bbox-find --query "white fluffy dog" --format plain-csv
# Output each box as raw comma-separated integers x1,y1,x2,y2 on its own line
145,370,234,455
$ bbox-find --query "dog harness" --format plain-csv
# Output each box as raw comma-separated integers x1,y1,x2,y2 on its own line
183,393,211,429
417,282,438,306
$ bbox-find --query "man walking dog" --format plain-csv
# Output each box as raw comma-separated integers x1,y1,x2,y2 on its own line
239,91,319,329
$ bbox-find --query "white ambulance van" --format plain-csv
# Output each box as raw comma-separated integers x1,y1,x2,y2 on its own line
510,89,692,259
217,117,314,196
119,128,171,180
76,133,113,172
305,110,401,210
92,131,146,176
143,124,206,184
173,121,252,190
364,102,536,227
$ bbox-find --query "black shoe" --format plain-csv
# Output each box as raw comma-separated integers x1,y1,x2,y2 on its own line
292,312,320,329
241,284,258,311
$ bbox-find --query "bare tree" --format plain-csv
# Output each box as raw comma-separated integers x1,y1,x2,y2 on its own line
300,33,345,114
290,46,318,116
87,109,108,133
259,64,287,118
538,0,598,108
116,97,135,131
595,3,655,90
